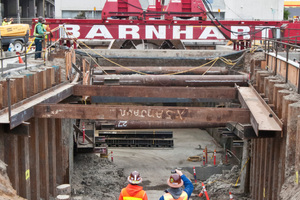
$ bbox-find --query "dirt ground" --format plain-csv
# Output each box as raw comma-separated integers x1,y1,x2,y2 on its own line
71,128,251,200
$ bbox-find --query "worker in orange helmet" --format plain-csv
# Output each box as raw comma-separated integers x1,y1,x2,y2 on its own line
159,169,194,200
119,171,148,200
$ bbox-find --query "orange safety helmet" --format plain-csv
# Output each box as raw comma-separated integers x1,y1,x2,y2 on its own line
167,174,183,188
128,171,142,184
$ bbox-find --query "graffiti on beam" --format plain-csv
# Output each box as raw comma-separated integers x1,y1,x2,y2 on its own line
117,121,128,128
118,108,188,120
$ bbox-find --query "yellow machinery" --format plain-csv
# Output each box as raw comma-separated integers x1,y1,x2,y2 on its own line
0,24,30,52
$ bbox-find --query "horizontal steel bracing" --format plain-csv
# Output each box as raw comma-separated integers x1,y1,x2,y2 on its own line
73,85,237,100
34,104,250,127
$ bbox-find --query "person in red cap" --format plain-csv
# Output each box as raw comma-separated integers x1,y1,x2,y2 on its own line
159,169,194,200
119,171,148,200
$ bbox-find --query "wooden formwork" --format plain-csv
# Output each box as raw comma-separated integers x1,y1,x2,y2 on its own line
250,54,300,199
0,66,61,110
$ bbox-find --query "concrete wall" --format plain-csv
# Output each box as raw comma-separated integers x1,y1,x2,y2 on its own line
224,0,284,20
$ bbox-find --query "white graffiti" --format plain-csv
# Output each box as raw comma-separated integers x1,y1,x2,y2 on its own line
118,109,187,120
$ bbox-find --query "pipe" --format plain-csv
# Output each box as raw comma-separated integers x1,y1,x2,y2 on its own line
94,66,228,75
92,74,249,87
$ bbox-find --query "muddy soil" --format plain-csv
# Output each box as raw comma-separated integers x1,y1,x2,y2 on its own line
71,154,126,200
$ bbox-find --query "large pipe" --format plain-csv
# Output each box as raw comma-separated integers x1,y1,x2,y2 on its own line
94,66,228,75
92,74,249,86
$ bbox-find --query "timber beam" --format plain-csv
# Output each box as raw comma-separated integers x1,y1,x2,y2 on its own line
73,85,237,100
34,104,250,126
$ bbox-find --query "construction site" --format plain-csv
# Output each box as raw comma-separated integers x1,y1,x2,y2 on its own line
1,0,300,200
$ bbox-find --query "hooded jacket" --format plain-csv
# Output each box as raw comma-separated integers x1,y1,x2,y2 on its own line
119,184,148,200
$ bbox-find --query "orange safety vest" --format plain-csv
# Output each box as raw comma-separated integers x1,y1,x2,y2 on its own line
163,191,188,200
121,188,146,200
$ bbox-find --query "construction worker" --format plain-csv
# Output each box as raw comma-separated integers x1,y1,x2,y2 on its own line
9,18,13,24
34,16,46,59
2,18,8,26
119,171,148,200
159,169,194,200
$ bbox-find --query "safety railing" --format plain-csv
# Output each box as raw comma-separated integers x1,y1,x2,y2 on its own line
263,38,300,93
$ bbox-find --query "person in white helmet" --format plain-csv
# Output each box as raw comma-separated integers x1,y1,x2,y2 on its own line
159,169,194,200
119,171,148,200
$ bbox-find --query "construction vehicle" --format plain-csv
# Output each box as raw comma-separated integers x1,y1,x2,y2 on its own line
31,0,300,49
0,24,30,52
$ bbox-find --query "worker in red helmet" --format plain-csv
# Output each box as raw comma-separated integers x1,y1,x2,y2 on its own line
159,169,194,200
119,171,148,200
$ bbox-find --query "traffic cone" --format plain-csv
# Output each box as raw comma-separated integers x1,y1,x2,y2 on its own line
198,189,204,197
201,182,210,200
17,53,24,63
229,191,234,200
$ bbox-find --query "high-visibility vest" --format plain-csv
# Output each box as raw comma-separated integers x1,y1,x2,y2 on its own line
121,188,146,200
34,23,44,38
163,191,188,200
2,21,8,26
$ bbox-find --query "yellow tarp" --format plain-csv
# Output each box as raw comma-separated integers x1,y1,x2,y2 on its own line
0,24,30,37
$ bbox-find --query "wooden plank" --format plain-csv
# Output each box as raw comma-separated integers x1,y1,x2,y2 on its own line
263,138,272,200
42,70,47,90
286,102,300,172
50,67,55,86
37,71,43,93
18,135,31,199
0,84,3,109
250,139,256,198
4,134,19,194
61,119,70,184
0,127,4,161
258,139,264,200
254,139,259,200
272,136,281,199
46,68,52,89
39,118,49,200
12,77,25,102
266,138,274,200
29,118,40,200
10,79,17,105
48,118,57,197
55,119,63,185
2,80,8,108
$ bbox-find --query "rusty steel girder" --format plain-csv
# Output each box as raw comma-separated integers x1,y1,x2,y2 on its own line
92,74,249,86
34,104,250,127
95,120,245,129
73,85,237,100
94,66,228,75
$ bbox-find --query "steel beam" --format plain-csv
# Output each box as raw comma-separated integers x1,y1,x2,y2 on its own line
0,82,75,129
34,104,250,127
73,85,237,100
93,66,228,75
93,74,249,86
237,85,282,136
